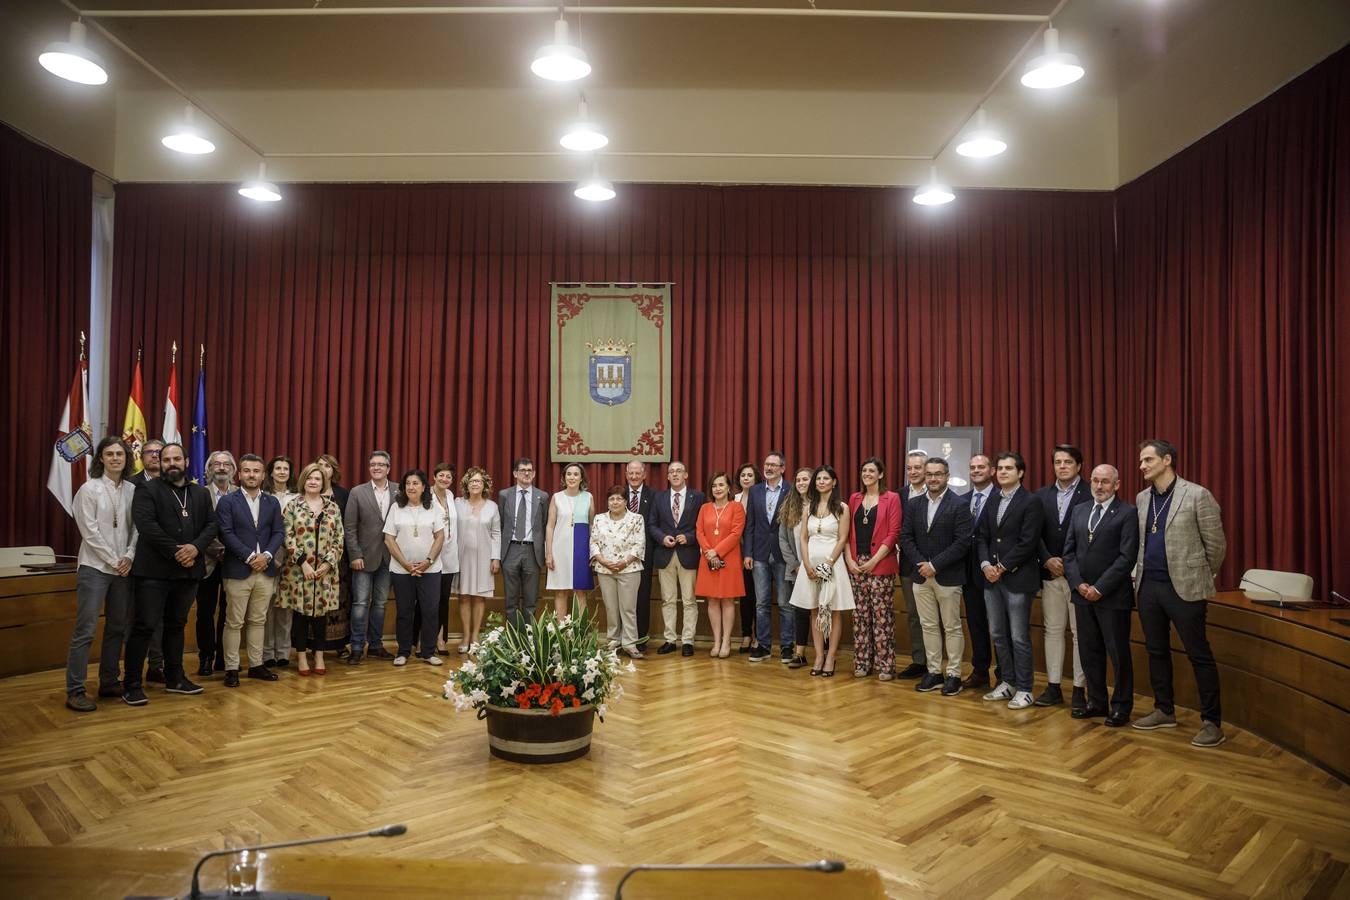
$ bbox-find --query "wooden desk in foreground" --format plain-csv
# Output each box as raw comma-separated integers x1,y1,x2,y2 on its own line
0,847,884,899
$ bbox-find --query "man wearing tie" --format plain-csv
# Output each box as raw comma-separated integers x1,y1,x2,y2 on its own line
499,457,548,627
1063,464,1139,726
649,461,705,657
1132,439,1228,748
625,460,657,648
961,455,997,690
899,458,974,696
344,451,397,662
216,454,284,688
1034,444,1093,710
896,450,930,679
977,452,1045,710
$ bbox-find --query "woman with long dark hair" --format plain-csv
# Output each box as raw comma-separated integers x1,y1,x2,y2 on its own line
383,468,445,667
846,456,902,681
545,462,595,617
733,462,761,653
779,467,813,669
697,471,747,658
261,455,298,667
789,464,855,676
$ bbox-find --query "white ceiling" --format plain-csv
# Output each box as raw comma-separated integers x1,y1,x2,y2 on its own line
2,0,1347,189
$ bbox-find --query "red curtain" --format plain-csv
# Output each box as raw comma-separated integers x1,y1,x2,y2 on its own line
107,182,1123,527
1117,44,1350,597
0,124,91,551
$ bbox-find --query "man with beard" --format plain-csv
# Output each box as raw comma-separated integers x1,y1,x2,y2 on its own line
128,439,168,682
122,443,217,705
195,450,238,675
216,454,284,687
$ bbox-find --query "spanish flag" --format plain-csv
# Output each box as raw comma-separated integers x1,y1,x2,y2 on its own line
122,353,148,473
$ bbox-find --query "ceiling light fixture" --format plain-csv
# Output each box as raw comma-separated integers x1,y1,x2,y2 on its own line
560,97,608,152
532,15,591,82
574,161,615,202
162,106,216,155
1020,25,1084,89
912,165,955,206
39,20,108,85
238,162,281,202
955,108,1007,158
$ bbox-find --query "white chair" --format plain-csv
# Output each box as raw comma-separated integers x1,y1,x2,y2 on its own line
0,545,56,568
1239,568,1314,603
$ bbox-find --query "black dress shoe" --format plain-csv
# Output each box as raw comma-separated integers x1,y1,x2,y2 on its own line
368,646,394,660
122,687,149,706
247,665,279,681
224,670,241,688
97,682,123,698
1104,711,1130,727
681,644,694,657
345,652,362,666
788,655,807,669
657,642,678,655
1034,684,1064,707
897,663,926,679
145,667,167,684
1071,705,1106,719
66,693,97,712
962,671,991,691
275,658,289,668
197,659,214,678
1071,686,1087,712
263,659,277,669
166,678,204,695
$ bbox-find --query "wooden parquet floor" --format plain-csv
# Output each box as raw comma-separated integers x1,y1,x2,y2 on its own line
0,648,1347,899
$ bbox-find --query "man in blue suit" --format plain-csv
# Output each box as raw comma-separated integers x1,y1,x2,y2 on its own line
742,451,793,662
648,461,705,656
216,454,285,687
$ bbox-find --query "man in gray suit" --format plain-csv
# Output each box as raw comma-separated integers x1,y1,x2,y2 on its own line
498,457,548,627
344,450,396,663
1131,439,1228,748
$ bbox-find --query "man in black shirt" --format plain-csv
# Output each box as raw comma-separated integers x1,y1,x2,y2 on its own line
122,443,218,705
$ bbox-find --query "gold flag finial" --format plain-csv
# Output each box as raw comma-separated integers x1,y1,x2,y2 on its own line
79,330,87,360
137,345,143,362
171,340,178,363
199,343,205,367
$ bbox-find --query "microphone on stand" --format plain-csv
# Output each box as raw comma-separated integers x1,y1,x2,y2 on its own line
162,823,407,900
1330,590,1350,607
613,859,845,899
1240,576,1306,611
25,551,79,559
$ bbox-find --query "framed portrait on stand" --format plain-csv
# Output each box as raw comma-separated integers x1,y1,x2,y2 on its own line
905,426,984,495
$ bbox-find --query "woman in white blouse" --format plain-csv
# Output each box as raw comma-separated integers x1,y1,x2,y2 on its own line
261,455,298,667
453,466,500,653
427,462,460,653
589,485,648,658
383,468,445,667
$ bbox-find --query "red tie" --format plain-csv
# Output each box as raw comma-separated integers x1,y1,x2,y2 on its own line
672,491,681,520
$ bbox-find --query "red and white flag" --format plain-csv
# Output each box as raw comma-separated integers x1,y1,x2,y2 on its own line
162,347,182,444
47,357,91,516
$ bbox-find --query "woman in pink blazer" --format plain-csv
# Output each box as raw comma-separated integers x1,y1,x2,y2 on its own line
846,456,902,680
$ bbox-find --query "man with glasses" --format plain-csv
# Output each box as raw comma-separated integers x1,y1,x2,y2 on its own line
742,451,793,663
499,457,549,627
344,450,397,662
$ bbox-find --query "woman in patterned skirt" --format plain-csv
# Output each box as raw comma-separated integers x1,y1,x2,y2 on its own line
545,462,594,617
279,462,345,676
845,456,901,681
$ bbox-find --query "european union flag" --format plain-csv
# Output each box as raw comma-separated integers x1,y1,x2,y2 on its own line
189,366,208,485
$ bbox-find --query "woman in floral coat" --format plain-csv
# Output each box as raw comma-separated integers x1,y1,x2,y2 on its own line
279,462,345,675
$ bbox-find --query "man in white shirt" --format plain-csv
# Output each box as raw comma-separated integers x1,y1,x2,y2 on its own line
345,450,397,661
961,455,998,689
897,449,930,678
498,457,548,627
65,437,138,712
216,455,285,687
649,461,705,656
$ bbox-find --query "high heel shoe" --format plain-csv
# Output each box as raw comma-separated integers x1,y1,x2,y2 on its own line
296,651,310,676
810,667,823,676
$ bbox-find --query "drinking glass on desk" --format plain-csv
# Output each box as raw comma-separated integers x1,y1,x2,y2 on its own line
224,830,263,895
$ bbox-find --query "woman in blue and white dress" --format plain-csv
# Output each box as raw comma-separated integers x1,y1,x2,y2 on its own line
545,463,595,617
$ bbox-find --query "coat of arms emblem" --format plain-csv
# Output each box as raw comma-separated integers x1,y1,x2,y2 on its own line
586,338,634,406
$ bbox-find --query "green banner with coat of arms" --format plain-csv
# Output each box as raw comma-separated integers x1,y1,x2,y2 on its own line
550,283,672,463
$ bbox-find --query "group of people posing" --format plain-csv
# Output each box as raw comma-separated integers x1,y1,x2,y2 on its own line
63,436,1228,748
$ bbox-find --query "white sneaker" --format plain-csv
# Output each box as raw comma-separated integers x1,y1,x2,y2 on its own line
425,655,444,666
393,656,407,667
1007,691,1034,709
983,681,1014,701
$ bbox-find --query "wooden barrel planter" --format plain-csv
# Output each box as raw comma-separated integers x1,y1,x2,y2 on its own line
481,704,597,763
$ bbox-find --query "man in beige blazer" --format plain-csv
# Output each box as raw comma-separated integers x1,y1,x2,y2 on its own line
1131,438,1228,747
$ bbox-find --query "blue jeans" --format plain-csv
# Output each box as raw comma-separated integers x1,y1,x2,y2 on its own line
984,583,1033,693
350,563,391,653
753,558,793,650
66,566,131,695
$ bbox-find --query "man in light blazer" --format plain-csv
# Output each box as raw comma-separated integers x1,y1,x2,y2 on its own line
741,450,793,662
1132,439,1228,748
499,456,548,627
899,457,974,696
216,454,284,687
344,450,397,662
1063,464,1139,727
648,461,705,656
977,451,1045,710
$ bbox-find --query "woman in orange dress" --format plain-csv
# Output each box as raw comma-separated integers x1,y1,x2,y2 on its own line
696,471,746,658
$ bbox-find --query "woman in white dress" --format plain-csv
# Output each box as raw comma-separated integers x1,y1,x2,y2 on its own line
453,466,500,652
430,463,460,653
545,463,594,617
789,464,854,677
